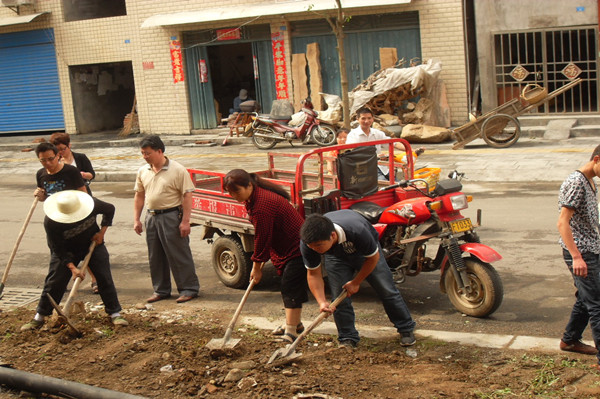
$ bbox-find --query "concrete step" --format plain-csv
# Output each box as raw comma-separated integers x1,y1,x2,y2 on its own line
518,114,600,127
522,124,600,138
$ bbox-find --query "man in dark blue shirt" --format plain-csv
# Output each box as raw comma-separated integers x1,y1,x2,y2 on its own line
300,210,415,348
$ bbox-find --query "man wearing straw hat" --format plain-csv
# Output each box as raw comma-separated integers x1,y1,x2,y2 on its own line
20,190,127,330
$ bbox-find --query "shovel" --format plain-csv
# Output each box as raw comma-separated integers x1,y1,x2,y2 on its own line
48,241,97,334
206,276,258,350
0,198,38,299
267,289,348,366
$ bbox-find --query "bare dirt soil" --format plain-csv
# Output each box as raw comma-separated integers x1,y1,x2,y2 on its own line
0,305,599,399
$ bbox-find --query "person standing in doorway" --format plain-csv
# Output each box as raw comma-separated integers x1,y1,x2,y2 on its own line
133,135,200,304
557,144,600,370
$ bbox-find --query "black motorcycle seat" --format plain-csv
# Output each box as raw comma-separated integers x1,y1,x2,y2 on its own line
350,201,384,224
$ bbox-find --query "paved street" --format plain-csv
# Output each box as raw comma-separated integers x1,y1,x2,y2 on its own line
1,130,599,352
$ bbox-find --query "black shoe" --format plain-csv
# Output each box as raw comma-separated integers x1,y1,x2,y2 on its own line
400,331,416,346
338,339,357,349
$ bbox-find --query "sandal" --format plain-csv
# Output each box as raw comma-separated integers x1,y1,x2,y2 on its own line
271,322,304,336
91,282,99,294
274,332,297,344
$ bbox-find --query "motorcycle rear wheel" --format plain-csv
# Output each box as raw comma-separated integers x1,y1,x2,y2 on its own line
443,257,503,317
310,124,337,146
252,127,278,149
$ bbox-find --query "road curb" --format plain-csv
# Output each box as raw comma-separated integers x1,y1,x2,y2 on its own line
241,316,573,353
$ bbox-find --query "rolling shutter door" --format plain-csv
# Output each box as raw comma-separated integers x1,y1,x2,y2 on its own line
0,29,64,134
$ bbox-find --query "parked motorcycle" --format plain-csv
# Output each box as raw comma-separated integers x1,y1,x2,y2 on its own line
250,98,337,149
350,172,503,317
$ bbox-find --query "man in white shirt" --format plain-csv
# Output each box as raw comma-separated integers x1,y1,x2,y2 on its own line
346,107,401,180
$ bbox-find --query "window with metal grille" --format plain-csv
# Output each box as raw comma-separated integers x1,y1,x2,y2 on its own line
494,28,598,114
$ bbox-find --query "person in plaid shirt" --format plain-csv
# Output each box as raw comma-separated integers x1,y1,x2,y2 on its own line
223,169,307,342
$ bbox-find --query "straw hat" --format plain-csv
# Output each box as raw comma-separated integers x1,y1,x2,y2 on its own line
43,190,94,223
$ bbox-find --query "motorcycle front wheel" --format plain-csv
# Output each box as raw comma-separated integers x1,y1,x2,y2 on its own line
252,127,278,149
443,257,503,317
310,124,337,146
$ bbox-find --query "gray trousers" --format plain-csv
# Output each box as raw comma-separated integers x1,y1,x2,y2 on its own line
145,211,200,296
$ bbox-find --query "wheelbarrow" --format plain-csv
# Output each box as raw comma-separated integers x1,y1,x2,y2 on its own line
452,78,582,149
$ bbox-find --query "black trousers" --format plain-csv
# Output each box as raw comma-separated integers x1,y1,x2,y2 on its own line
36,244,122,316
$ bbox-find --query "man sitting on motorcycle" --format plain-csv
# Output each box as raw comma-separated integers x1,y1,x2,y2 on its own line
299,210,416,348
347,107,405,181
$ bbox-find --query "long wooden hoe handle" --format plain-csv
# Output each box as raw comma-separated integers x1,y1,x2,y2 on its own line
0,198,38,297
63,241,97,318
284,289,348,356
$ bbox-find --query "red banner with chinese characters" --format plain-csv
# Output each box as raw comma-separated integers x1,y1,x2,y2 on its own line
271,32,288,99
216,28,241,41
170,39,184,83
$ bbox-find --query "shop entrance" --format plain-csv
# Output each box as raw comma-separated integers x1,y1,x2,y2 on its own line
68,61,135,133
207,42,255,120
184,24,275,129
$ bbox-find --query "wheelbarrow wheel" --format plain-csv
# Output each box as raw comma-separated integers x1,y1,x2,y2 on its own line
481,114,521,148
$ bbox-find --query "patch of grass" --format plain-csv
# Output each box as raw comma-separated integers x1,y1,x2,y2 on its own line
1,332,13,342
101,327,115,338
528,359,560,395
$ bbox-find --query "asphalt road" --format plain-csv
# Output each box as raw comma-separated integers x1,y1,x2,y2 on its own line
0,177,584,344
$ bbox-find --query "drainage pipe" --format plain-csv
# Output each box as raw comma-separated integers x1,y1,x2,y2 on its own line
0,366,148,399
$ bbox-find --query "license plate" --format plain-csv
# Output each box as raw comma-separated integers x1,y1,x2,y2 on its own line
449,218,473,234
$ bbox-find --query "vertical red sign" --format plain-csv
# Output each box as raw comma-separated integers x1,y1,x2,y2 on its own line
271,32,288,100
170,39,184,83
199,60,208,83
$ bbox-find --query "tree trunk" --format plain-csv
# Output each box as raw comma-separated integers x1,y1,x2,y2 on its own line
330,0,351,129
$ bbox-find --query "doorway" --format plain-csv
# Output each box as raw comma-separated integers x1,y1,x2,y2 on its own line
68,61,135,133
207,43,255,120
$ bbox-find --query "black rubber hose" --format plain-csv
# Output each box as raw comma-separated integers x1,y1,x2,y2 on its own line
0,366,147,399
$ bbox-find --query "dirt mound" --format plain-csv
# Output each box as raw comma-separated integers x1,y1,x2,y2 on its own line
0,306,598,398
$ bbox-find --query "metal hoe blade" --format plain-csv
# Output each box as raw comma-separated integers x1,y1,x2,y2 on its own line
205,337,241,350
205,278,257,350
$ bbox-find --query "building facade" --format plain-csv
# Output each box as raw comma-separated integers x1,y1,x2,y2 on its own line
474,0,599,116
0,0,469,136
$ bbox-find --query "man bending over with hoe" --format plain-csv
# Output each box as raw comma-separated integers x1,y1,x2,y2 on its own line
21,190,127,331
300,210,416,348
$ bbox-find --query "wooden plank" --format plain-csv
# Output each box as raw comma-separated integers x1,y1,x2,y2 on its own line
306,42,323,111
379,47,397,69
291,53,309,112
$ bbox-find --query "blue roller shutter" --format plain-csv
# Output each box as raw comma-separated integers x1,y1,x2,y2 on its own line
0,29,64,134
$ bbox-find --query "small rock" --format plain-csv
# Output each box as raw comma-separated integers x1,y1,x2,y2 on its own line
160,364,173,373
224,368,245,382
230,360,255,370
281,370,294,376
161,352,171,360
206,383,218,394
237,377,257,390
406,348,418,358
134,303,148,310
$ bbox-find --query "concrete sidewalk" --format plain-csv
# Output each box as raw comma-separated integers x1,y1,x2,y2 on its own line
0,129,598,183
